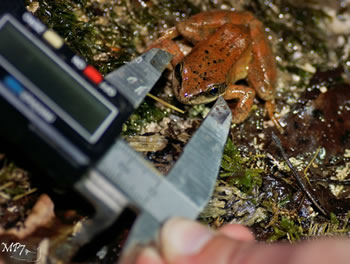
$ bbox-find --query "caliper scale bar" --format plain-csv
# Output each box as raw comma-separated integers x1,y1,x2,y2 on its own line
73,49,232,250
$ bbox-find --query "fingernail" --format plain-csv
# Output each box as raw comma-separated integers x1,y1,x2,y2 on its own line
137,247,164,264
159,218,214,261
119,246,163,264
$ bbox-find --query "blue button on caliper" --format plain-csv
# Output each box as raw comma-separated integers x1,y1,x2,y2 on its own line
4,75,24,95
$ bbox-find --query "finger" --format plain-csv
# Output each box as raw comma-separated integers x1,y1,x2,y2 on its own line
135,247,165,264
289,239,350,264
158,217,257,264
119,246,164,264
186,237,292,264
218,224,255,241
171,236,350,264
158,217,350,264
158,217,215,263
226,239,350,264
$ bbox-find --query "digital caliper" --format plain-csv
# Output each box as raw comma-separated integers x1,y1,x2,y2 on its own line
0,0,232,258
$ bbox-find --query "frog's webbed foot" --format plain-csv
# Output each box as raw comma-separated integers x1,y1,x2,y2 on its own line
223,85,255,124
145,27,184,68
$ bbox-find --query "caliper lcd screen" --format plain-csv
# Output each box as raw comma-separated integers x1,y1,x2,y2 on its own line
0,20,116,142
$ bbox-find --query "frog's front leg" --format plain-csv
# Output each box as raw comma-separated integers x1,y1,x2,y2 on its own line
145,27,184,67
223,85,256,123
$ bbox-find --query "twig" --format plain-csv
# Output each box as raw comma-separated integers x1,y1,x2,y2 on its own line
310,178,350,185
271,132,328,216
0,181,14,191
303,147,321,185
147,93,185,114
13,188,38,201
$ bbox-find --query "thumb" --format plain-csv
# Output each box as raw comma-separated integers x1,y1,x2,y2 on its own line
158,218,350,264
158,217,254,264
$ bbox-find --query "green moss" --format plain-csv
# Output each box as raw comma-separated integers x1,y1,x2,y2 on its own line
0,162,14,183
220,139,263,193
278,195,291,207
221,139,243,173
26,0,198,74
330,212,340,226
0,162,33,200
122,100,168,134
26,0,134,74
25,0,199,133
268,216,304,242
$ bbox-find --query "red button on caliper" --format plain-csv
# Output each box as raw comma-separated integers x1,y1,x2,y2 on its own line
83,65,103,84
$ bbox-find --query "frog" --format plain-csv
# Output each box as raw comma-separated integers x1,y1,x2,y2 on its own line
148,10,280,127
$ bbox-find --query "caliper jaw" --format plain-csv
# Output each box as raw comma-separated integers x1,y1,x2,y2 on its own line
105,48,172,109
70,49,232,256
124,96,231,250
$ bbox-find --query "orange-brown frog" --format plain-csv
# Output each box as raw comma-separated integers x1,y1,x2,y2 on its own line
149,10,278,125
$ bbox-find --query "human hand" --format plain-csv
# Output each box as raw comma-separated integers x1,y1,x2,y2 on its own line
120,218,350,264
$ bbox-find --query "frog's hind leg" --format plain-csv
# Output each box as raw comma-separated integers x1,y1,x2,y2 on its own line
223,85,255,123
176,10,256,44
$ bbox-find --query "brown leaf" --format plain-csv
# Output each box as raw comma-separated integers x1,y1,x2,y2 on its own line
2,194,55,239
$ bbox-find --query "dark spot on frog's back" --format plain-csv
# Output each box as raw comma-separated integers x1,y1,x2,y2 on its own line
199,72,207,78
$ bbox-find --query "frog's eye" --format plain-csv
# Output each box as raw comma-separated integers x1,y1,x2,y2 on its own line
207,83,226,97
174,62,183,78
174,62,183,86
209,87,219,96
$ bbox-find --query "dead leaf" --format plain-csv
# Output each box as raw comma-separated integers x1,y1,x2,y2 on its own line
1,194,55,239
126,135,168,152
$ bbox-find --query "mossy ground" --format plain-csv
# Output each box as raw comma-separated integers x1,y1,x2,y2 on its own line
1,1,350,262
